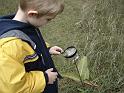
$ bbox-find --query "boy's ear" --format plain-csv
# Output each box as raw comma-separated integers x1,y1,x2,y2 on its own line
27,10,38,17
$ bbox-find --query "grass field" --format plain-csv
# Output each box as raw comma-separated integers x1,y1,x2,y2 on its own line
0,0,124,93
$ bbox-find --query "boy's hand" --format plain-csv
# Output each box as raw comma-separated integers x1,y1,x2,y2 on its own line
45,68,58,84
49,46,63,55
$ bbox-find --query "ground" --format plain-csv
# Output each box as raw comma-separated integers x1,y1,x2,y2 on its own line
0,0,124,93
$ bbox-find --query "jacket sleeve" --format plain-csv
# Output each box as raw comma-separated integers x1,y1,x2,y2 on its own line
0,38,46,93
45,42,50,48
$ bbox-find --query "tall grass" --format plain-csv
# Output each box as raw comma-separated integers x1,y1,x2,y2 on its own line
44,0,124,92
0,0,124,93
73,0,124,92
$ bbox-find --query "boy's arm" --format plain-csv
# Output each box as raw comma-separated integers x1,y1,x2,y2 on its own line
0,38,46,93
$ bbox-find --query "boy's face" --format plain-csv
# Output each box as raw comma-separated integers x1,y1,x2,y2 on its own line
27,13,56,27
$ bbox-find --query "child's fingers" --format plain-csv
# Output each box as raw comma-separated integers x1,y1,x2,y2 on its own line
47,68,54,72
56,46,63,52
53,51,61,54
46,68,58,76
53,72,58,76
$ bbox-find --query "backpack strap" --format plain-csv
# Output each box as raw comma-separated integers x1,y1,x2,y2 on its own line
0,30,36,49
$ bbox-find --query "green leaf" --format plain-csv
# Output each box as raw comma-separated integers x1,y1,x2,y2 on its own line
62,56,89,84
77,56,89,80
62,72,80,82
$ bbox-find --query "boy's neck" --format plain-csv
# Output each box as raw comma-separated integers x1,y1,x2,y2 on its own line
13,8,28,23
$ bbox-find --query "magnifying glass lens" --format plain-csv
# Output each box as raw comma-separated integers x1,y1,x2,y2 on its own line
62,46,77,58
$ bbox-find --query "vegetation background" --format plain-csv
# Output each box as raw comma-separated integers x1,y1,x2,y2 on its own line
0,0,124,93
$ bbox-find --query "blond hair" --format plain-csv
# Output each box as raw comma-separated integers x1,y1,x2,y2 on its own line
19,0,64,16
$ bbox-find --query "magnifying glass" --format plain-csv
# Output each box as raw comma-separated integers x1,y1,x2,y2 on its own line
62,46,79,61
61,46,83,85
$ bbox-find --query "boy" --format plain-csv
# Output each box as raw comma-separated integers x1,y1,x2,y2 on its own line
0,0,64,93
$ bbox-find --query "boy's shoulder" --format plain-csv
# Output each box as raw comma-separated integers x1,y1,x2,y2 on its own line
0,30,36,49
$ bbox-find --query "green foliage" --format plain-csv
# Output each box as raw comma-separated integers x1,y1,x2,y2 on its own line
77,56,89,81
1,0,124,92
44,0,124,92
54,0,123,92
62,56,89,82
62,72,80,82
74,0,124,92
